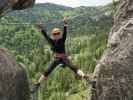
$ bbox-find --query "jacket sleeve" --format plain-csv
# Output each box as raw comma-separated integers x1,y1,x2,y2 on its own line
41,29,53,45
62,25,67,42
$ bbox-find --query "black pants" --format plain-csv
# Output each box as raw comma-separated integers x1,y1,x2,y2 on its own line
43,57,79,77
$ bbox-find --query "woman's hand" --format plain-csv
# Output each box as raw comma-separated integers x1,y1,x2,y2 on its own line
35,21,44,30
63,17,68,25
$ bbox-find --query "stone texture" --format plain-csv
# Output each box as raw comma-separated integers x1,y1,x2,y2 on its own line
0,0,35,16
91,0,133,100
0,48,30,100
12,0,35,10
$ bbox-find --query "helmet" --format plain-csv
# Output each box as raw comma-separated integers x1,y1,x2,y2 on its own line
51,28,62,35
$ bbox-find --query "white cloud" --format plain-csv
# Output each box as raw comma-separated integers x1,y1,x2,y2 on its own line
36,0,113,7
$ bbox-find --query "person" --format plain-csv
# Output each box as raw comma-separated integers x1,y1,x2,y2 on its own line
31,18,87,93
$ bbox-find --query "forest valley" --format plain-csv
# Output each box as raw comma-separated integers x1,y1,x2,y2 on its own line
0,2,118,100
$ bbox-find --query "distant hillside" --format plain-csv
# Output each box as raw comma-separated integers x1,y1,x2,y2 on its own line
7,3,112,22
3,2,117,35
8,3,72,23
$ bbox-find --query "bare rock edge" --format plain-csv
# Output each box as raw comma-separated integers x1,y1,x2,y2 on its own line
91,0,133,100
0,48,30,100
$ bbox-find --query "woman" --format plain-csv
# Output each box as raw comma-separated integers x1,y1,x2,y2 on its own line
31,18,87,93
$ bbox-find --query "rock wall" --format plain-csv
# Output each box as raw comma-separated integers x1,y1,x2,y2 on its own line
0,0,35,16
91,0,133,100
0,48,30,100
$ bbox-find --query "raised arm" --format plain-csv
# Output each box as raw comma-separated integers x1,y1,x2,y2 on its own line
41,29,53,45
35,22,53,45
62,17,68,42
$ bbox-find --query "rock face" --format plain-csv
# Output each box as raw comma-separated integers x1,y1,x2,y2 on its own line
0,0,35,16
0,0,33,99
91,0,133,100
12,0,35,10
0,49,30,100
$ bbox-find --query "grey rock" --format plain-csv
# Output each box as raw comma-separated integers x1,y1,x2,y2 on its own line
0,0,35,16
91,0,133,100
0,48,30,100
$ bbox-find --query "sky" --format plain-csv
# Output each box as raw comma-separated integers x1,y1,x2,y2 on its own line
36,0,113,7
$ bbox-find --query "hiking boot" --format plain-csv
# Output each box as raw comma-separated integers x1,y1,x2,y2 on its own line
83,75,90,81
75,74,83,80
30,83,40,93
84,73,94,82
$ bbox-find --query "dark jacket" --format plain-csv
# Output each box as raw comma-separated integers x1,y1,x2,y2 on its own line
41,25,67,53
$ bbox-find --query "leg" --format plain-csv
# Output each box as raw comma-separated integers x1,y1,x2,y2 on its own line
39,59,60,83
63,58,85,78
31,59,60,93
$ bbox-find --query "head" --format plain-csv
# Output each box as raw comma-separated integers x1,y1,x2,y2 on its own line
51,28,62,40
